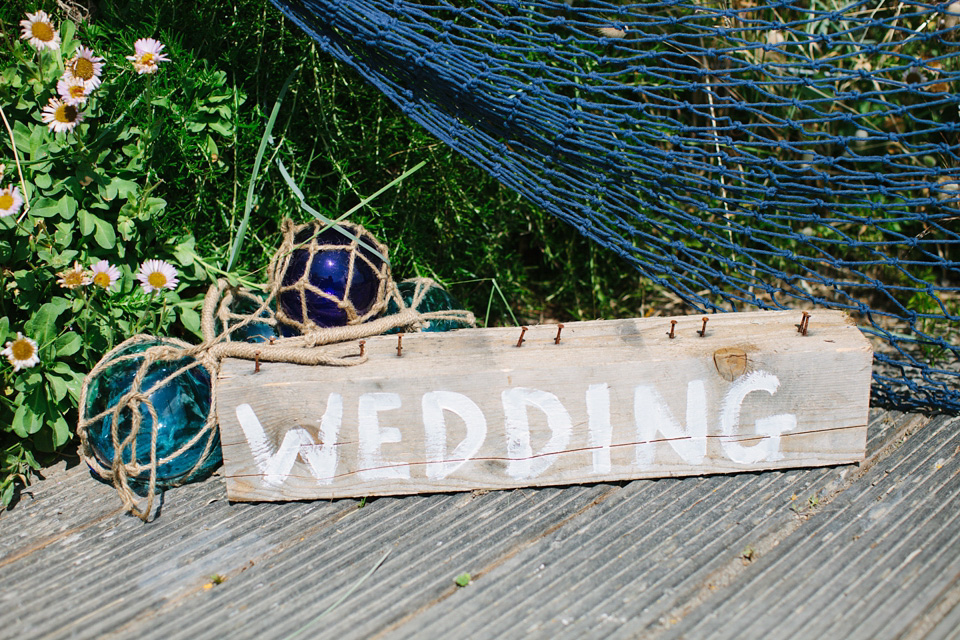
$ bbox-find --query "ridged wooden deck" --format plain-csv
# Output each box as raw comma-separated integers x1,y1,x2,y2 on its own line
1,409,958,639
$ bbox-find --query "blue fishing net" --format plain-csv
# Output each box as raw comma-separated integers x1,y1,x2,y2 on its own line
271,0,960,412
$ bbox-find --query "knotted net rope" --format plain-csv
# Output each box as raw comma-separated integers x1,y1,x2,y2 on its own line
77,219,475,520
271,0,960,412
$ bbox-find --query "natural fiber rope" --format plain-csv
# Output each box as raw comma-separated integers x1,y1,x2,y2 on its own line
77,219,475,521
271,218,392,332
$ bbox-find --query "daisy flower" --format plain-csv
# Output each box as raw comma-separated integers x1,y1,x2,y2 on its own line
0,185,24,218
57,262,91,289
19,11,60,51
57,74,91,107
137,259,178,293
41,97,83,134
90,259,121,290
2,333,40,372
126,38,170,75
65,46,104,89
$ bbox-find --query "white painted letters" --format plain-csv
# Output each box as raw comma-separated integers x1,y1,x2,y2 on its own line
298,393,343,484
236,397,343,486
236,372,801,487
502,387,572,479
586,383,613,474
720,371,796,464
422,390,487,479
634,380,708,468
358,392,409,480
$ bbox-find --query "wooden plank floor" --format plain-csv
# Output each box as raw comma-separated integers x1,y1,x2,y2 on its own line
1,409,957,639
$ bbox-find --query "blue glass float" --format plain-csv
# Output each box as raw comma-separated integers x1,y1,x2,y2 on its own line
83,339,220,490
385,280,471,333
216,292,278,343
278,226,385,334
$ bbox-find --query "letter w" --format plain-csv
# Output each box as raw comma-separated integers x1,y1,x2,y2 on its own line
236,395,342,486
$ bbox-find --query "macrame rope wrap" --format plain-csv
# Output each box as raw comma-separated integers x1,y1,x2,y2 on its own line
271,218,393,333
76,335,220,522
77,220,475,521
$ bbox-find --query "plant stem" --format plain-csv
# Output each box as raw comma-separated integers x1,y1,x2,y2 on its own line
155,294,168,334
131,291,157,335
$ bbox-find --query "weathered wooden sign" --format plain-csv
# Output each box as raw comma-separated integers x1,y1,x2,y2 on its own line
217,310,873,502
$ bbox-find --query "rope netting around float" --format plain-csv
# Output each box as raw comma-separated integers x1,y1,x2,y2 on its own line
271,0,960,412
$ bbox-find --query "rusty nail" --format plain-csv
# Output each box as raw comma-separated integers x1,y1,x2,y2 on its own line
397,334,403,357
254,350,261,373
554,323,564,345
359,340,366,357
668,320,677,339
801,312,811,336
698,317,709,337
517,326,529,347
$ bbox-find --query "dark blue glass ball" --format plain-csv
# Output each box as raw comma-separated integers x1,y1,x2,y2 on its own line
83,339,219,489
385,281,471,333
278,227,384,332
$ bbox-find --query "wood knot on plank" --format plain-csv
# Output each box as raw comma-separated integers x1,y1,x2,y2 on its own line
713,347,748,382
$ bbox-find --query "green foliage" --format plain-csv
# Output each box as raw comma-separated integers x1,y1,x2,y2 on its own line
0,6,242,506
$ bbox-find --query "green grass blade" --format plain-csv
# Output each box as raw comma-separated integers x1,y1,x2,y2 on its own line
226,65,300,272
448,277,519,327
338,160,428,220
274,157,428,266
274,156,390,264
284,547,392,640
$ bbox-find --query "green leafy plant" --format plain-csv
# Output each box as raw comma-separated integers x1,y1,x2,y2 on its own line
0,8,241,507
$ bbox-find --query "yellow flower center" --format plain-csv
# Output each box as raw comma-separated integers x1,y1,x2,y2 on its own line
69,85,86,99
0,193,13,210
55,104,78,124
11,339,35,361
73,57,94,80
62,270,84,287
148,272,168,288
31,21,54,43
93,271,112,288
140,53,155,66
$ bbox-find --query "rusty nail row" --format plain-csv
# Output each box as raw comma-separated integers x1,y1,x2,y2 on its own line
255,313,814,372
665,313,811,340
515,324,569,347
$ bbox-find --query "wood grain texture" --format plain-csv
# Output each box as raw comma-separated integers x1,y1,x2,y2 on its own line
216,310,873,502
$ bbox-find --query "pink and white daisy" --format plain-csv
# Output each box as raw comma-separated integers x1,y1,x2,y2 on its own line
19,11,60,51
90,259,121,290
65,46,104,90
126,38,170,75
57,261,91,289
137,259,178,293
41,97,83,134
57,74,91,106
0,185,24,218
2,333,40,372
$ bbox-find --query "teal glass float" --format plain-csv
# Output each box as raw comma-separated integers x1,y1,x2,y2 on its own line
82,339,220,490
385,280,471,333
216,292,278,343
